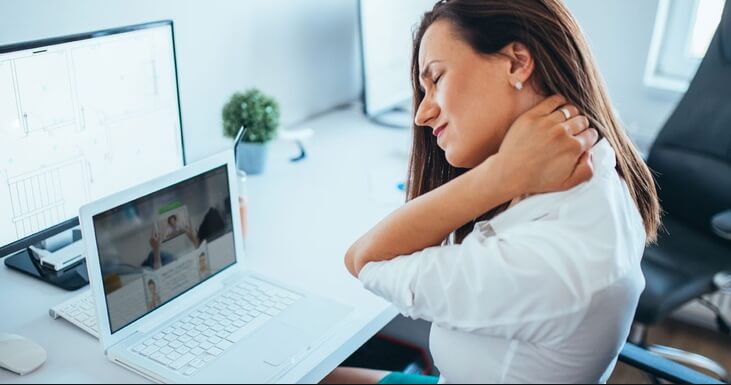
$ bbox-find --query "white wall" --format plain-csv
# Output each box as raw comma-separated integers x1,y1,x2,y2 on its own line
0,1,682,160
564,0,684,149
0,0,361,162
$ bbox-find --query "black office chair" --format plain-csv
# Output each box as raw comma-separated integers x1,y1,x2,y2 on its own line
630,0,731,380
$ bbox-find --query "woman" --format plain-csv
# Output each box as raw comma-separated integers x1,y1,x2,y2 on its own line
327,0,660,383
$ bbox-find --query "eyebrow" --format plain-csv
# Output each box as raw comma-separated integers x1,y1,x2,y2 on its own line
419,60,444,81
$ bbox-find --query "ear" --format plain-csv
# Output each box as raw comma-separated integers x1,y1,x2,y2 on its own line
500,42,535,84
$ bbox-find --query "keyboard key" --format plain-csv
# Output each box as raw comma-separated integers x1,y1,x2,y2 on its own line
191,347,204,356
265,308,281,317
159,347,174,355
141,345,160,356
191,359,205,368
207,347,223,356
184,367,197,376
170,353,196,370
226,315,272,343
216,340,233,351
150,352,172,366
167,352,182,361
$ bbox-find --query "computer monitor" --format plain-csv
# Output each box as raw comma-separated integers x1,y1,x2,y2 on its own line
358,0,434,127
0,20,185,258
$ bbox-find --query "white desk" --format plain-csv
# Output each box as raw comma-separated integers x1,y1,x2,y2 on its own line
0,105,412,383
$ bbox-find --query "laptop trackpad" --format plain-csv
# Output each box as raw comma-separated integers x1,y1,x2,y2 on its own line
259,322,310,366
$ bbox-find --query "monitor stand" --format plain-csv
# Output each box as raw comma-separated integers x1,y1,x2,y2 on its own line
368,103,413,129
4,249,89,291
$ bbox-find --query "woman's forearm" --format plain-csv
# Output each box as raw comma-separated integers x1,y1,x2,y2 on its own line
345,155,517,277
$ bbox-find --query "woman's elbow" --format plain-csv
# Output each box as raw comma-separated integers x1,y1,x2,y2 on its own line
344,245,359,278
344,241,369,278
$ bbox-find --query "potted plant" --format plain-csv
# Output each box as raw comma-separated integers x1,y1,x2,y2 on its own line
222,89,280,175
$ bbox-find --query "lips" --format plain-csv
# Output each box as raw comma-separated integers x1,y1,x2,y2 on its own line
433,124,447,138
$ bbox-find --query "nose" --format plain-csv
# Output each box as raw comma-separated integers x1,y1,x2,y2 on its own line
414,95,439,127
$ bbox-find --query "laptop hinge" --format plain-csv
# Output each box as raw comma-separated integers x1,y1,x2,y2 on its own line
223,269,247,287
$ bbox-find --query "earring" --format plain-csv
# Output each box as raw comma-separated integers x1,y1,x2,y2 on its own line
514,81,523,91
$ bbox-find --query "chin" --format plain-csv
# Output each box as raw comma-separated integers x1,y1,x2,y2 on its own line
444,150,471,169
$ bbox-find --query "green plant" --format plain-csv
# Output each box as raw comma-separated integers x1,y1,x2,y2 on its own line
222,89,280,144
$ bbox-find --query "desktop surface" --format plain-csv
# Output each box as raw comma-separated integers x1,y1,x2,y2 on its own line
0,105,406,383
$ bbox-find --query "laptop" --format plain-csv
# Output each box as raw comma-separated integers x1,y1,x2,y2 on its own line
79,151,352,383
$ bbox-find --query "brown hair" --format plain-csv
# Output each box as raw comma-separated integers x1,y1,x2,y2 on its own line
408,0,660,243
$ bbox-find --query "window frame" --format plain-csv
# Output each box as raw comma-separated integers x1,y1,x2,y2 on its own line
644,0,724,93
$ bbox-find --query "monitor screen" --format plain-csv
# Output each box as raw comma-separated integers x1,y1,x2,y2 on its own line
93,165,236,333
359,0,434,117
0,21,185,255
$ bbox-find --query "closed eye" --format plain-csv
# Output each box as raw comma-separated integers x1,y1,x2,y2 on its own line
433,73,444,85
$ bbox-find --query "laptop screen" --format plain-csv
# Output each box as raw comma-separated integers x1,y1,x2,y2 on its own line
92,165,237,333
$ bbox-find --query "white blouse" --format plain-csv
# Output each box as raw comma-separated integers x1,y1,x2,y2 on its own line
359,139,647,383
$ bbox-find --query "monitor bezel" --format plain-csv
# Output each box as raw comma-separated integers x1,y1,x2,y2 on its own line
0,20,187,258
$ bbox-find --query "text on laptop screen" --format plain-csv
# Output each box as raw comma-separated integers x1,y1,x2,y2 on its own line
93,165,236,333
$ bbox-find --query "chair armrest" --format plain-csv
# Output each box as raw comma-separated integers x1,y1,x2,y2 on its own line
618,343,724,384
712,210,731,240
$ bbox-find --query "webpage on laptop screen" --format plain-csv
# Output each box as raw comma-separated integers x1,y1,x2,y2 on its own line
92,165,236,333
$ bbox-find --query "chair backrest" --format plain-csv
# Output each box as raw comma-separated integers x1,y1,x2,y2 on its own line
647,1,731,237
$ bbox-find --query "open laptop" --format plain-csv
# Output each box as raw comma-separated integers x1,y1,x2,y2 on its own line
79,151,352,383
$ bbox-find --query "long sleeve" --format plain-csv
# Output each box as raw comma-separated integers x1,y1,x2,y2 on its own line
358,219,609,344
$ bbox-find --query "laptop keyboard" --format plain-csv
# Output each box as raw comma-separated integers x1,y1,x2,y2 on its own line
133,278,302,376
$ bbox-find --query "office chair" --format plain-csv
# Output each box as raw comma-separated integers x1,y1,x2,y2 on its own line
619,343,725,384
630,0,731,381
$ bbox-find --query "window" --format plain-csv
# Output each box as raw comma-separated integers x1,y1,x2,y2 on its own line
645,0,726,92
